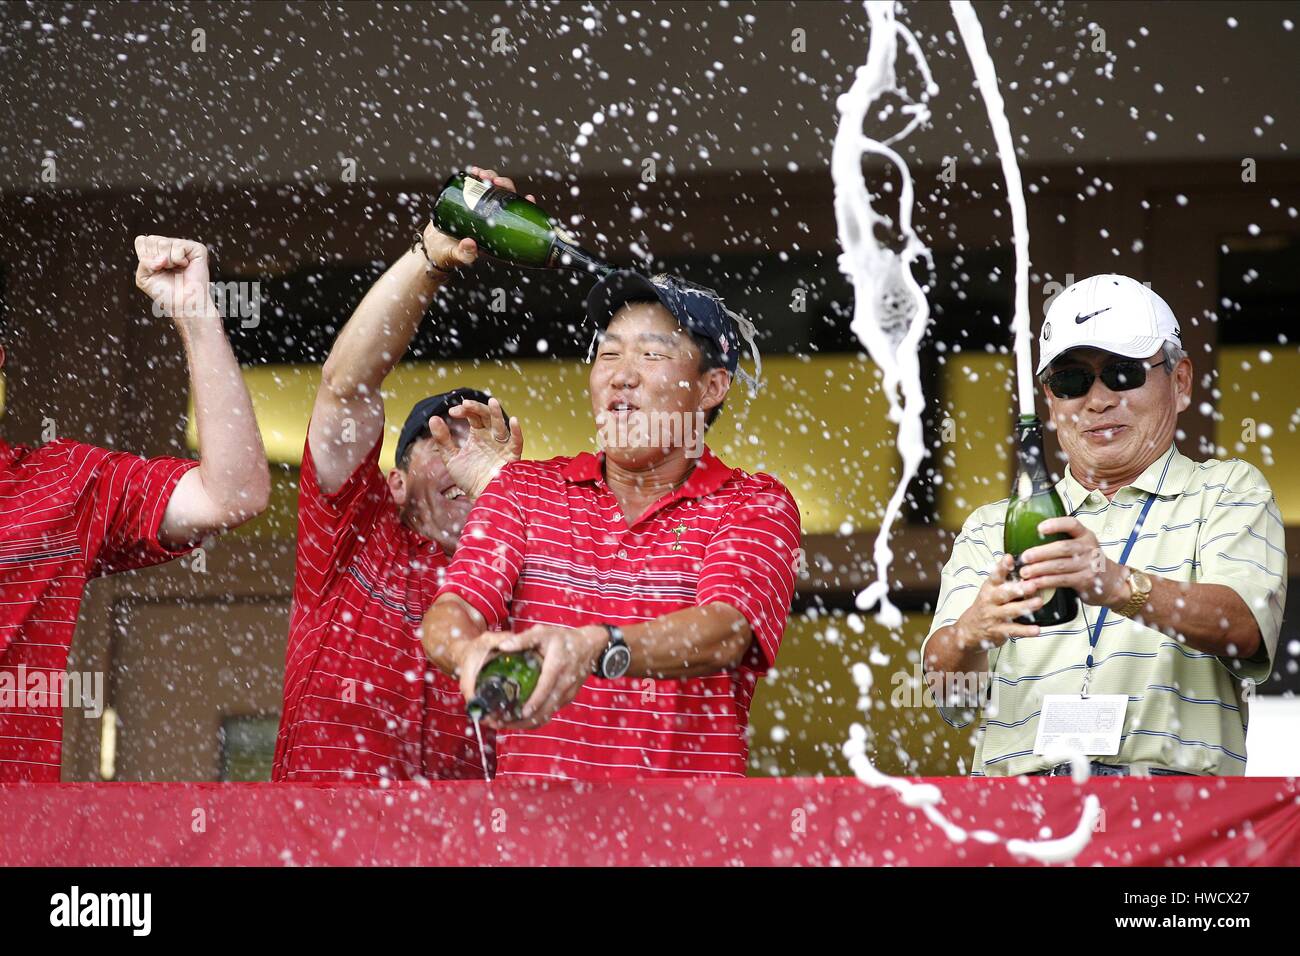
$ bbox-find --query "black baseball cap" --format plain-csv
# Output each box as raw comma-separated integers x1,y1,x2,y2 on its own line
395,387,499,467
586,270,743,376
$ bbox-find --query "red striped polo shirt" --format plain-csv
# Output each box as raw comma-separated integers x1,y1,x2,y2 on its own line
0,438,197,782
435,446,802,780
273,431,488,782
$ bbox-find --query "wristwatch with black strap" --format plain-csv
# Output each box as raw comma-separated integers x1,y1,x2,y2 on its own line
593,624,632,679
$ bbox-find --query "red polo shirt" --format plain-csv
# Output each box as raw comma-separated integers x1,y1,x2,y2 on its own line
0,438,197,782
435,446,802,780
273,431,488,782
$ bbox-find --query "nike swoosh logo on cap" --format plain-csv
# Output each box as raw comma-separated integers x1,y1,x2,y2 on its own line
1075,307,1111,324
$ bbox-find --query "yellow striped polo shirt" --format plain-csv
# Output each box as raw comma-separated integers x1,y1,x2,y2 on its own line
923,443,1287,776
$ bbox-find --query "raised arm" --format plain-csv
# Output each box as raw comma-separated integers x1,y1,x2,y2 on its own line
132,235,271,548
310,222,473,493
311,166,533,494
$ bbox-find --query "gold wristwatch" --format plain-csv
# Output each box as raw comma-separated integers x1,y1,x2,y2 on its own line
1117,568,1153,618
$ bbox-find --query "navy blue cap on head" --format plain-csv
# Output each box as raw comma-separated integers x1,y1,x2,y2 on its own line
585,269,743,376
395,387,498,467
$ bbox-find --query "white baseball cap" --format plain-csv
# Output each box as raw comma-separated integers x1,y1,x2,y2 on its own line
1037,274,1182,374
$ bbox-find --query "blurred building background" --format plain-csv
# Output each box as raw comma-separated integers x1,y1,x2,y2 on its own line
0,0,1297,780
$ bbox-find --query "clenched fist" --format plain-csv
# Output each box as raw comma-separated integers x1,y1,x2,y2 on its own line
134,235,216,322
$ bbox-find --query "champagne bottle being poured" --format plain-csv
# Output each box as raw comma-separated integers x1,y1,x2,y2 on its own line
432,171,613,276
1003,414,1080,626
467,651,542,723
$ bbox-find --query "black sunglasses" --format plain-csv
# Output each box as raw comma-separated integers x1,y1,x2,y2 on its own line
1045,359,1166,399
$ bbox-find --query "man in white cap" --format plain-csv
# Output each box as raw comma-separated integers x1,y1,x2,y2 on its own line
923,274,1286,776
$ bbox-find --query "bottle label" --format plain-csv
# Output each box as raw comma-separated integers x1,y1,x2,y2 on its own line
1016,472,1033,500
463,177,489,210
503,677,520,706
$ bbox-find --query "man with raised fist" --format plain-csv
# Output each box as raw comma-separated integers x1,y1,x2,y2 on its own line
0,235,270,781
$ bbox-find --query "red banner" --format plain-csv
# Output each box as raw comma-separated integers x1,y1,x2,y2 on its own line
3,777,1297,866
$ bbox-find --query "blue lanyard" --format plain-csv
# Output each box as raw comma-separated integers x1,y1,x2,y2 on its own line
1080,490,1157,694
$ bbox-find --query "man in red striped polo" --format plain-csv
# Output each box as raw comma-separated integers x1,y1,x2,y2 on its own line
422,269,802,779
0,235,270,781
273,170,524,782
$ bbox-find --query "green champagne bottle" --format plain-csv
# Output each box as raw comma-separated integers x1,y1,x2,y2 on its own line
1003,414,1079,626
432,171,613,276
467,652,543,722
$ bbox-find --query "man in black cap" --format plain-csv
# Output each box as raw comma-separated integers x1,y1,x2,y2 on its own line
273,170,523,782
421,266,802,780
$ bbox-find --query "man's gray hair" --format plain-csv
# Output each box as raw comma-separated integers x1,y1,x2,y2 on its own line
1160,340,1188,368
